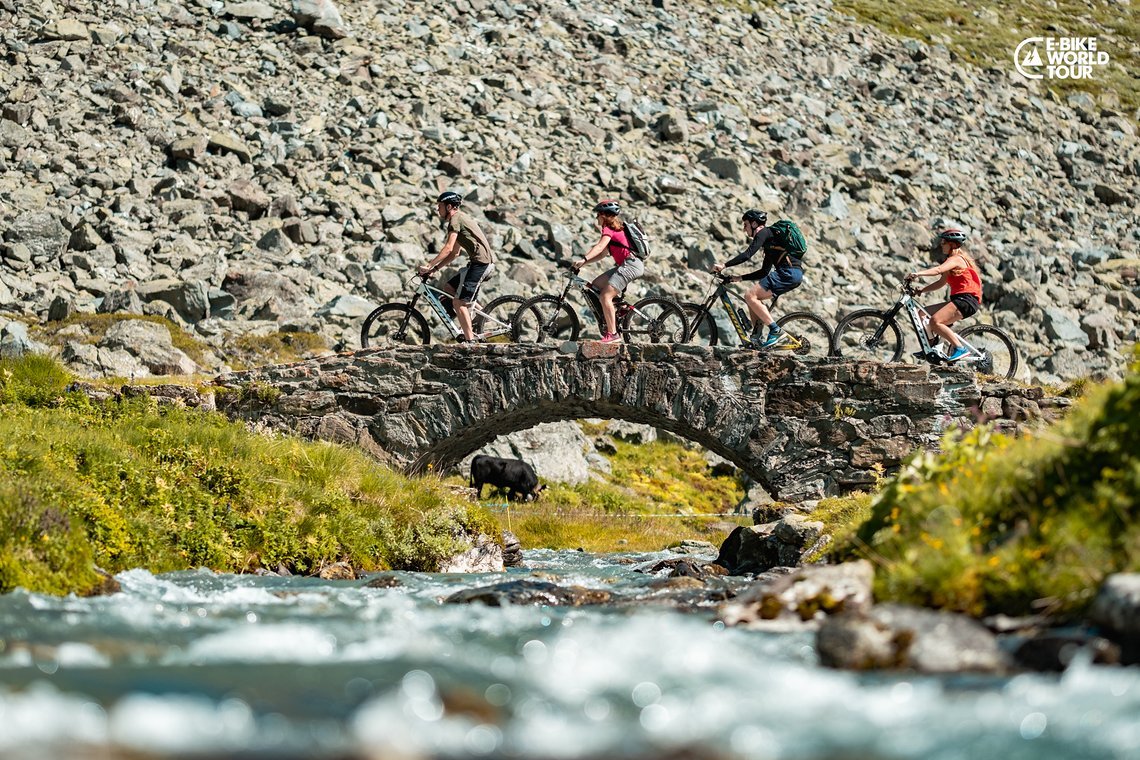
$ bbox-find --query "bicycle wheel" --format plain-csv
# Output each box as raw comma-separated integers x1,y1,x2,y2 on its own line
958,324,1019,379
776,311,834,358
832,309,903,362
623,297,688,343
681,303,718,346
360,304,431,348
511,295,581,344
473,295,526,343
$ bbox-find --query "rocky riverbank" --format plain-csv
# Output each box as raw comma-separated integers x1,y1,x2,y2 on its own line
1,0,1137,387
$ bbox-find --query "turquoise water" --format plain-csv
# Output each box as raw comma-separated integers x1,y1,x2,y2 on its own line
0,550,1138,759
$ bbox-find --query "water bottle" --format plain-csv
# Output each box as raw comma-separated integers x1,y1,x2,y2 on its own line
736,307,752,330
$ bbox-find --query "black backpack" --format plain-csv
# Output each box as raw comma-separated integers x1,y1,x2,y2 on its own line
622,218,651,259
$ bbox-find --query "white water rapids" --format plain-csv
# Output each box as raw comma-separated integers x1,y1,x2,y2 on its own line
0,549,1138,759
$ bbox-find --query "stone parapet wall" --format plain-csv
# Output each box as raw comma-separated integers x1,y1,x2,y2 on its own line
209,344,1064,500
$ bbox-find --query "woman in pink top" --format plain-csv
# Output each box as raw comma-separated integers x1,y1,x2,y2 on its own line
572,200,646,343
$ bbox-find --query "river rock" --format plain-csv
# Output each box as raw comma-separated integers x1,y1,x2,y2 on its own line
438,533,504,573
444,579,611,606
501,530,523,568
713,515,826,574
1088,573,1140,664
719,560,874,628
817,604,1010,673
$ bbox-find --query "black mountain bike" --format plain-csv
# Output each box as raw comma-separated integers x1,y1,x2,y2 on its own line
510,265,688,344
680,273,833,356
831,281,1019,378
360,274,525,348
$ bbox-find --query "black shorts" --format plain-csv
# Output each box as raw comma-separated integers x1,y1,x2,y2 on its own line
951,293,980,319
446,262,493,303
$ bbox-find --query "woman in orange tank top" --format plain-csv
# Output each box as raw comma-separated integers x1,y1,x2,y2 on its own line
905,229,982,362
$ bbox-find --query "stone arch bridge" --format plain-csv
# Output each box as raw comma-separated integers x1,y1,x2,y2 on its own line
214,343,1055,501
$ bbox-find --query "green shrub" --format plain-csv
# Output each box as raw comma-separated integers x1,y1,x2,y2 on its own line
0,354,71,406
0,357,496,594
832,353,1140,617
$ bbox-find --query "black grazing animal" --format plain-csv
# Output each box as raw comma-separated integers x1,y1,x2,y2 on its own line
469,455,546,502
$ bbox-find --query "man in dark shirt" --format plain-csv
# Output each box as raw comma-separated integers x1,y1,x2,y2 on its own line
711,209,804,349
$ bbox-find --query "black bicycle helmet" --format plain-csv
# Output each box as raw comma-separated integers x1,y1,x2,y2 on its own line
437,191,463,206
742,209,768,225
593,199,621,215
938,228,967,243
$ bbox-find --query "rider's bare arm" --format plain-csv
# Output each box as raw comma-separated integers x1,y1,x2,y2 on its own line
908,253,968,293
574,235,612,270
419,232,461,275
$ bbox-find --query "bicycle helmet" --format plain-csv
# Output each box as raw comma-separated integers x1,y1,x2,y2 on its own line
594,200,621,215
938,229,967,243
437,191,463,206
742,209,768,225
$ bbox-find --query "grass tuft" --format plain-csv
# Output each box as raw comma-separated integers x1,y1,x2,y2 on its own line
0,355,493,595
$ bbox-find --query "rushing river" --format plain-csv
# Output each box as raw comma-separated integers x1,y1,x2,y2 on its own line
0,549,1138,760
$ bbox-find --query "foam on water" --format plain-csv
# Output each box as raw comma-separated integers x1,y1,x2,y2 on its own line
1,552,1139,759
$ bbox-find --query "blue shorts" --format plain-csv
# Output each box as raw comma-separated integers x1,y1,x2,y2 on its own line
756,266,802,296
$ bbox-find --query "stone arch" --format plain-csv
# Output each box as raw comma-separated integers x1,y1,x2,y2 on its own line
215,344,990,502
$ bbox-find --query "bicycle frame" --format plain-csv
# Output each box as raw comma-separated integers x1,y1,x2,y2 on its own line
689,276,769,345
548,269,637,333
879,288,987,364
408,276,511,340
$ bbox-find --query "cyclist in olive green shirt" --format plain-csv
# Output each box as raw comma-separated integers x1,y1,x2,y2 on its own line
417,191,496,342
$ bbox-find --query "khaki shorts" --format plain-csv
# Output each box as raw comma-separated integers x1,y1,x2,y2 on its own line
603,256,645,294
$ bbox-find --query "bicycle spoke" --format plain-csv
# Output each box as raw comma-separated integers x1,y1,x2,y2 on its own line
624,297,687,343
360,305,431,348
511,296,580,344
958,325,1019,380
473,295,525,343
833,310,903,362
776,312,833,358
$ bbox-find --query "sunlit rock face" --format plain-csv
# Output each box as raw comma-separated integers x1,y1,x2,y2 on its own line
213,344,1061,501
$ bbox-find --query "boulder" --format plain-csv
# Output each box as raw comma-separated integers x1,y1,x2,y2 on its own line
99,320,198,376
817,604,1010,673
444,579,611,606
438,533,504,573
719,560,875,627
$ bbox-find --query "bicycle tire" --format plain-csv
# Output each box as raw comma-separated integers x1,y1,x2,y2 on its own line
473,294,526,343
775,311,834,358
832,309,903,362
360,304,431,349
510,295,581,344
958,324,1019,379
680,303,719,346
623,296,689,343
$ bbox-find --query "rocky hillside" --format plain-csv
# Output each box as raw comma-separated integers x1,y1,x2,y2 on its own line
0,0,1137,383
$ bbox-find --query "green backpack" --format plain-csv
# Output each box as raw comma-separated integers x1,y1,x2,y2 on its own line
766,220,808,261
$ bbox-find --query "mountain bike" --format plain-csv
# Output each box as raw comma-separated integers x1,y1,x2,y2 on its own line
831,282,1019,379
510,265,688,344
359,274,525,348
679,273,833,356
